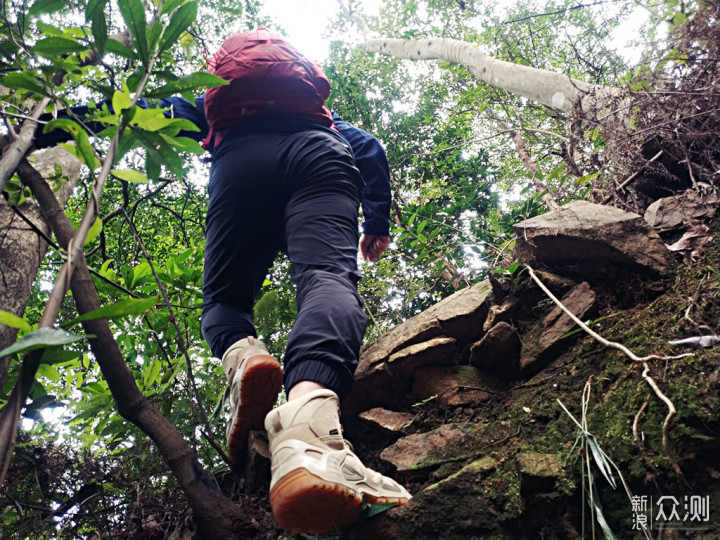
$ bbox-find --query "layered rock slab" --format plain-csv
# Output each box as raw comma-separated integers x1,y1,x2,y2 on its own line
514,200,675,278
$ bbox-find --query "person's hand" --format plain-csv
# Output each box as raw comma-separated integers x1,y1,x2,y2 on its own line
359,234,389,262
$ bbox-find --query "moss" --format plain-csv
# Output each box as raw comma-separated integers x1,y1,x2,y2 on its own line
352,235,720,538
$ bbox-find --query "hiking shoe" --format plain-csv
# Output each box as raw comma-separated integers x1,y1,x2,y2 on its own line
265,389,411,533
222,337,283,464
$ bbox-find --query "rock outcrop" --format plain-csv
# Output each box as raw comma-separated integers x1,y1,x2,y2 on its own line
513,200,675,277
244,200,719,539
335,201,712,538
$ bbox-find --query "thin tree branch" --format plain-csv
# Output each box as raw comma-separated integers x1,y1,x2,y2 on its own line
120,209,231,467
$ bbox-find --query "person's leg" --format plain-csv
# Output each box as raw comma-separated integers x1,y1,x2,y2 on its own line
279,131,367,400
265,130,410,533
201,133,286,463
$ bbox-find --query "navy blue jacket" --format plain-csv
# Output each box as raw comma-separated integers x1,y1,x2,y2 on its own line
36,96,392,236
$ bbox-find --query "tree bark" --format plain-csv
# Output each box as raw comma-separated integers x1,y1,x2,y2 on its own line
364,37,620,115
0,147,81,389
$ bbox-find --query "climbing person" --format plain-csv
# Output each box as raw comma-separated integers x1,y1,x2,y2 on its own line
199,28,411,533
34,27,410,533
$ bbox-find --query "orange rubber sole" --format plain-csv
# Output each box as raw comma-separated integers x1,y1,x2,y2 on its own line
270,468,410,534
226,355,283,464
270,468,363,534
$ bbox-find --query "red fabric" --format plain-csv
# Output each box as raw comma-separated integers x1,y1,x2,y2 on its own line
204,28,334,135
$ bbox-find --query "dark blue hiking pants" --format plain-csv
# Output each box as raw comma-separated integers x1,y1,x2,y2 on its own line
201,126,367,399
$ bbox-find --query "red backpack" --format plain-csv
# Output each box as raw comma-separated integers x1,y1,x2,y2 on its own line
204,27,334,146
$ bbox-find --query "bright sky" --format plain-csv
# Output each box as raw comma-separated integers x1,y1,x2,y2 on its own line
258,0,650,65
260,0,378,61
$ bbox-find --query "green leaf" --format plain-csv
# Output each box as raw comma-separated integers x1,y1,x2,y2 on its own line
143,357,162,388
118,0,149,63
586,434,617,489
147,20,163,57
84,217,103,246
36,363,61,382
85,0,109,56
162,134,204,154
362,501,400,518
160,0,189,16
129,107,174,131
41,348,82,366
63,296,158,327
588,482,617,540
143,72,228,99
111,168,149,184
43,119,100,171
158,1,197,54
0,328,86,357
131,127,185,178
0,311,32,333
28,0,66,16
33,37,85,56
105,37,136,59
112,86,132,115
1,72,49,96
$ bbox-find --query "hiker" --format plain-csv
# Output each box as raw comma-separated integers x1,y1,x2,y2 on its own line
34,27,410,534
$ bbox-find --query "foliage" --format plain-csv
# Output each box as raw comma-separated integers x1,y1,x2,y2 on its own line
0,0,713,536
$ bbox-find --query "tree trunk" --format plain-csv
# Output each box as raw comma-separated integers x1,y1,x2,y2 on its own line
364,37,620,115
0,146,81,389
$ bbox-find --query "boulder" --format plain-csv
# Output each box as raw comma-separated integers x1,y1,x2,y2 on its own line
644,189,719,232
343,280,493,414
358,408,413,433
412,365,492,406
470,322,522,375
482,297,520,332
380,423,477,471
520,282,598,374
514,200,675,278
387,336,459,379
423,279,494,342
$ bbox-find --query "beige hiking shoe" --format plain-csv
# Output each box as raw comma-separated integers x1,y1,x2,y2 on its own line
222,337,283,464
265,389,411,533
